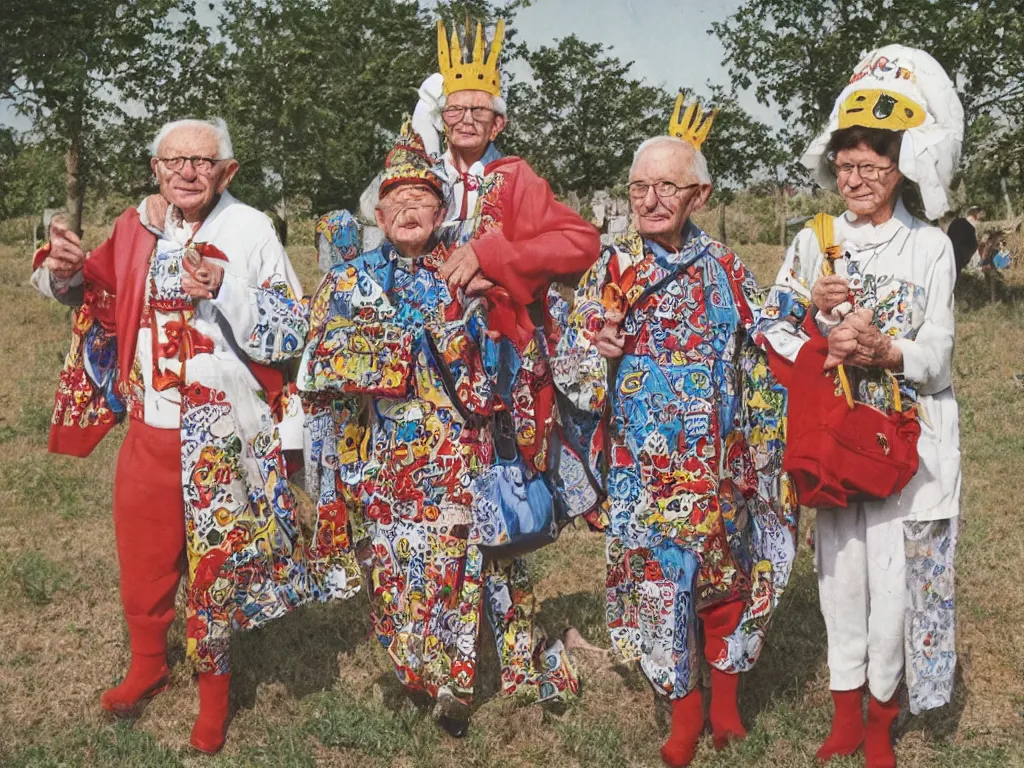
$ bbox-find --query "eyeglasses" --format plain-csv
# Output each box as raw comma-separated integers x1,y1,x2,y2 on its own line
833,162,896,181
627,181,701,200
441,106,496,124
156,156,223,175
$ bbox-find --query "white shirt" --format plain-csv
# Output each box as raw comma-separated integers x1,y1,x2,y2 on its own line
763,200,961,521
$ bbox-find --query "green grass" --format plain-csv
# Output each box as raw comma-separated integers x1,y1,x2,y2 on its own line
1,236,1023,767
8,550,70,606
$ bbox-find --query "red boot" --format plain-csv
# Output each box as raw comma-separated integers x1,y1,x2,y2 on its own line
709,667,746,749
104,422,184,717
100,653,169,716
660,689,703,768
700,600,747,749
190,672,232,754
817,688,864,762
865,694,900,768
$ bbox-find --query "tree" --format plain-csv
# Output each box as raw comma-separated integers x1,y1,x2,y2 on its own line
217,0,531,219
501,35,665,197
0,1,215,234
712,0,1024,199
0,131,64,221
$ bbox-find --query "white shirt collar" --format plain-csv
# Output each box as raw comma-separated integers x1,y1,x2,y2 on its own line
136,190,237,242
841,197,916,248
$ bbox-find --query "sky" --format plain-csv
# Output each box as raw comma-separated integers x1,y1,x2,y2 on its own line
3,0,771,130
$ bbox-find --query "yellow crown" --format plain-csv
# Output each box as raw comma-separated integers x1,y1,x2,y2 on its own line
668,93,717,152
437,19,505,97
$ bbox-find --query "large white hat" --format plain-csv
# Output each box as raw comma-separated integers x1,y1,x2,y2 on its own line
802,45,965,220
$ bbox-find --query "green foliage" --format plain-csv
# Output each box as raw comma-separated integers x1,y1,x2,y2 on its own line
0,0,216,230
306,690,441,759
555,716,625,767
217,0,436,216
9,550,69,606
503,35,666,197
712,0,1024,206
0,130,63,220
3,722,183,768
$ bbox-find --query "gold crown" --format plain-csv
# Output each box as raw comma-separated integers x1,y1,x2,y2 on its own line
838,89,926,132
437,19,505,97
668,93,717,152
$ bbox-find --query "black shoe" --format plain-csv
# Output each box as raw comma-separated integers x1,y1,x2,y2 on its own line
439,714,470,739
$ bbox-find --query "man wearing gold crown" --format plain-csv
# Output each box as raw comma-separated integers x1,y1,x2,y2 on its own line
302,117,585,738
333,18,599,736
553,99,797,767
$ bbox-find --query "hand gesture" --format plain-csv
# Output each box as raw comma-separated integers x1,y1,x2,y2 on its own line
145,194,170,229
812,274,850,315
181,258,225,300
823,309,872,370
439,243,482,291
594,309,626,359
44,217,86,280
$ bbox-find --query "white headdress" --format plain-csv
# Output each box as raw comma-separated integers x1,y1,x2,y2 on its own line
801,45,964,220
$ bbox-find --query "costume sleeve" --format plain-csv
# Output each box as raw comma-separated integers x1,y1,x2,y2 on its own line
472,161,601,304
551,247,613,413
754,228,821,362
893,236,955,394
210,220,308,365
32,214,126,306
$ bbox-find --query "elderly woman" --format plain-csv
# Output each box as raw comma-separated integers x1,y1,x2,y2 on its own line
759,47,964,768
555,101,797,768
299,125,580,739
30,118,360,753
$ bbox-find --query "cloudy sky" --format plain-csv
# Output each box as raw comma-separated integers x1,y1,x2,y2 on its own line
3,0,769,130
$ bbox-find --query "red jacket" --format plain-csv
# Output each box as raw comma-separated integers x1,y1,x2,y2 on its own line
473,156,600,306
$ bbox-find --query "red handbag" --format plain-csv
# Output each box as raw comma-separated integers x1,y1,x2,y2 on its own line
770,214,921,508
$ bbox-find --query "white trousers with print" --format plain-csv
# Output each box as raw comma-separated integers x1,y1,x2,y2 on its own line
815,501,907,703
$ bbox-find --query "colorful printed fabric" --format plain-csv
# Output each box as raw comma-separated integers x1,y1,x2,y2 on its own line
316,210,362,272
555,224,797,699
755,222,925,412
904,517,958,714
299,241,579,707
140,241,361,673
51,286,125,436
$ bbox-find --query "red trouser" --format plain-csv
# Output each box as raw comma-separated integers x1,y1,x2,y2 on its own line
112,420,185,657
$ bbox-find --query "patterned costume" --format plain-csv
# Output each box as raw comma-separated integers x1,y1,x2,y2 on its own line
300,241,578,708
758,44,963,768
316,17,602,714
31,195,361,676
555,225,797,699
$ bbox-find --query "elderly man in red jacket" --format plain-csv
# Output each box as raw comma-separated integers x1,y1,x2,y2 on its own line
352,19,600,737
31,118,359,754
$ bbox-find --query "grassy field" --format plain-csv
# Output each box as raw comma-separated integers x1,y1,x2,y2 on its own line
0,231,1022,768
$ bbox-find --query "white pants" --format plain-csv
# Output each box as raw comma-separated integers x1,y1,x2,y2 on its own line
816,501,907,702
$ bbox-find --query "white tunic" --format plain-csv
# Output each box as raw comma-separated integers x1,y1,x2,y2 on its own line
762,200,961,522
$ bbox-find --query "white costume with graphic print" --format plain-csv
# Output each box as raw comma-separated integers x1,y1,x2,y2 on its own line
762,200,960,711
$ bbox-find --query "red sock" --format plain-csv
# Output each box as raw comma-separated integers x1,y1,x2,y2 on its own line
100,653,169,716
190,672,232,754
660,689,703,768
709,667,746,749
865,694,899,768
817,688,864,762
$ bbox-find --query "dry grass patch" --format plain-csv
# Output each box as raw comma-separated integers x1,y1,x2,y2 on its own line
1,234,1022,767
